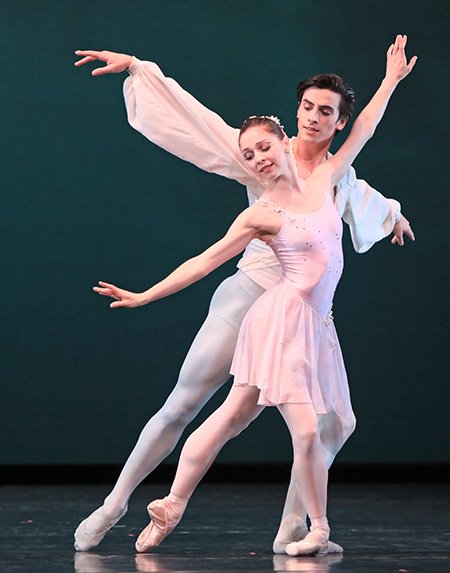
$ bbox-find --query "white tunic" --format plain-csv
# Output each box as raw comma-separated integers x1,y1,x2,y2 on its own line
123,58,401,289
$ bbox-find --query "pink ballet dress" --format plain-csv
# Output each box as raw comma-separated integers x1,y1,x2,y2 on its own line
231,191,353,420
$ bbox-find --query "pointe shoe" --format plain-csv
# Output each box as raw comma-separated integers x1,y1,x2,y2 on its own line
135,498,182,553
285,526,330,557
74,505,127,552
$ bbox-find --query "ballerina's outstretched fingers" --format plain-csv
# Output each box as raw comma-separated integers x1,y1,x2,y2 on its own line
93,281,146,308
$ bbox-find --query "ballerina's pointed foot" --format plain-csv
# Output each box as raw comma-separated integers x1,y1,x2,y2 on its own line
135,497,182,553
285,526,330,556
74,505,127,552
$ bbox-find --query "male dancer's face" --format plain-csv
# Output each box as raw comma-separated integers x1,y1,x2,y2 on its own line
296,88,347,146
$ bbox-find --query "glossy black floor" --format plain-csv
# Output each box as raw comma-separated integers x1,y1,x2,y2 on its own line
0,482,449,572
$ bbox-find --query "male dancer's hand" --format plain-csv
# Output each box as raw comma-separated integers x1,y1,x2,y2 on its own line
391,215,415,246
74,50,133,76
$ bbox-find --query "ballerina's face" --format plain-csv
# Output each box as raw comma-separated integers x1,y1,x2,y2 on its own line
239,126,290,181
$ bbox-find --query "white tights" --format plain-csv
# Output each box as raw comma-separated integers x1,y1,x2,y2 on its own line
100,270,355,540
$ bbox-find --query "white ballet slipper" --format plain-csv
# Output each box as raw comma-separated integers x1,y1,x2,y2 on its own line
326,540,343,554
285,526,330,556
74,505,127,552
135,498,182,553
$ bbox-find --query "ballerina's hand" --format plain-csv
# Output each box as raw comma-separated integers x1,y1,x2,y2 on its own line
94,281,145,308
385,35,417,84
74,50,133,76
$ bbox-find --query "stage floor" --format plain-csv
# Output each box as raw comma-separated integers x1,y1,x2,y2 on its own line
1,482,448,572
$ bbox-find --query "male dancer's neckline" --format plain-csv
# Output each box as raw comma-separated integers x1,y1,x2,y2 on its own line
291,137,329,180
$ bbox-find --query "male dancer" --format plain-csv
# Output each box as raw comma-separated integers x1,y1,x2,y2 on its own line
73,43,414,553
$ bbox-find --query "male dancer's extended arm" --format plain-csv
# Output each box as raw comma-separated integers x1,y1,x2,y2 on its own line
75,50,413,251
124,58,256,187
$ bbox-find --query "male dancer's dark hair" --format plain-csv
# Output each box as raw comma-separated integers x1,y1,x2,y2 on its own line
296,74,356,126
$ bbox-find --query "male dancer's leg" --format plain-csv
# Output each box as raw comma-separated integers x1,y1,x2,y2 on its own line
74,271,264,551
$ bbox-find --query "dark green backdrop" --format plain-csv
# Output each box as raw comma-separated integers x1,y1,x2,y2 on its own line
1,0,448,467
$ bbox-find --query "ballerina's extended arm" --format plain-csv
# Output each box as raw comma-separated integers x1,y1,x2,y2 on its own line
94,206,273,308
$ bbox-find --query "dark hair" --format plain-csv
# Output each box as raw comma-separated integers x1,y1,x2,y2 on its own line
296,73,356,123
239,116,286,143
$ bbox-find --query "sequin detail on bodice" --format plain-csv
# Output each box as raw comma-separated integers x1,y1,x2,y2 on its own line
256,193,343,320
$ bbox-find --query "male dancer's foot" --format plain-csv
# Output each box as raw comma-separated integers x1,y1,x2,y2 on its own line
74,504,127,551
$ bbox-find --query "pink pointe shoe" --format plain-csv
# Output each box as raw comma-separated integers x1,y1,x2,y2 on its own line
285,525,330,556
135,497,183,553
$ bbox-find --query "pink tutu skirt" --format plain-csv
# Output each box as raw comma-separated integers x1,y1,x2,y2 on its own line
231,277,353,419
